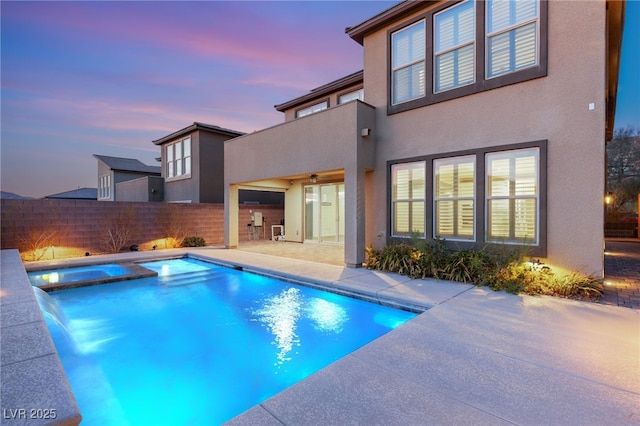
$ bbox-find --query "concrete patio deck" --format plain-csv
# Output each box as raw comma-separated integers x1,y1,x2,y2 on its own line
192,247,639,425
6,245,640,425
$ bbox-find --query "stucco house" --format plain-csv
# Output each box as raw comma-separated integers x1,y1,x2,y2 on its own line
224,0,624,275
93,154,161,202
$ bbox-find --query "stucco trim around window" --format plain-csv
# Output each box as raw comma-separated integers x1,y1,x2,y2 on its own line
387,140,547,256
387,0,548,115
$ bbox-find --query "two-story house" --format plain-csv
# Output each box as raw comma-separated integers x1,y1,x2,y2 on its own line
224,0,624,275
94,154,162,202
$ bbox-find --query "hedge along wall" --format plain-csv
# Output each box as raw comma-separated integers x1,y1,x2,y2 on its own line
0,199,284,261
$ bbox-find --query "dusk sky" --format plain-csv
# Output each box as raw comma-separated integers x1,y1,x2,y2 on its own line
1,0,638,199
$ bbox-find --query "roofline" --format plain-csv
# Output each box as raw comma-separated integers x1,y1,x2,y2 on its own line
606,0,625,141
346,0,438,45
274,70,364,112
92,154,161,174
152,122,245,145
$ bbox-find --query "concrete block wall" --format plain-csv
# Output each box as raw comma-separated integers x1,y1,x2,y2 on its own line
1,199,284,261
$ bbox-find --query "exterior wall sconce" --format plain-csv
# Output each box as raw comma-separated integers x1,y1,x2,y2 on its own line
310,174,318,183
361,128,371,137
605,192,613,205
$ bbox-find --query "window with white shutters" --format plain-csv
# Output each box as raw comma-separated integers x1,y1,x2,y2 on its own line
391,20,426,105
486,148,539,244
434,1,475,92
392,161,426,236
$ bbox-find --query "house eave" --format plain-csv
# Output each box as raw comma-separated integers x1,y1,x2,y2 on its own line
606,0,625,141
274,70,364,112
346,0,439,45
153,122,245,145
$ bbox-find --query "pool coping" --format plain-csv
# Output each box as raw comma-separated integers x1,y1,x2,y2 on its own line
1,250,82,426
29,263,158,292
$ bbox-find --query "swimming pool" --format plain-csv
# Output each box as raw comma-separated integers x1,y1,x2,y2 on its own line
41,257,416,425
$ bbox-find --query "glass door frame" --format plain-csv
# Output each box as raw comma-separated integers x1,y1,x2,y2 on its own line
303,182,345,244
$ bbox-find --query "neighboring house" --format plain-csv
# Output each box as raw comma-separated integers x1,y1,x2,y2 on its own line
151,121,283,205
93,154,161,201
224,0,624,275
0,191,32,200
153,122,245,203
44,187,97,200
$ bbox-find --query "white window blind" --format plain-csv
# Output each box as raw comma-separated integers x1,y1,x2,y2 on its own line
166,137,191,179
487,0,538,78
296,101,328,118
486,147,538,243
338,89,364,104
392,20,426,104
434,155,475,239
166,144,175,178
392,161,426,236
434,0,475,92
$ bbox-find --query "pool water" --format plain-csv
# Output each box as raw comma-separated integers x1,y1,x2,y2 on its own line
28,263,135,286
43,258,416,425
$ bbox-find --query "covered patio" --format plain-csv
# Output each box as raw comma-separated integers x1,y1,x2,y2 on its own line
236,240,345,266
224,99,377,267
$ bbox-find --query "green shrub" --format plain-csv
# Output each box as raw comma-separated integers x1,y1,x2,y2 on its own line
365,241,602,299
181,236,206,247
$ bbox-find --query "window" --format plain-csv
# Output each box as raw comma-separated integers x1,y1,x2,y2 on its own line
434,155,475,240
434,0,475,92
391,20,426,105
388,0,545,113
296,100,328,118
486,147,539,244
166,137,191,179
98,174,110,199
486,0,539,78
388,141,545,254
392,161,426,236
338,88,364,104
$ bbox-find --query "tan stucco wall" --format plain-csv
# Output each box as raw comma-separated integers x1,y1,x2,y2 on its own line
362,0,607,275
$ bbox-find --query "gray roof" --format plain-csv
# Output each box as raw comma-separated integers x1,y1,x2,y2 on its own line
93,154,161,174
45,187,98,200
0,191,32,199
152,122,245,146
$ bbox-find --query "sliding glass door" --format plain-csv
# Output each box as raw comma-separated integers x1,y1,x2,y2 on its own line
304,183,344,243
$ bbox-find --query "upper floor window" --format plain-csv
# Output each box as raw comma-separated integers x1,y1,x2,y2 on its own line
389,0,545,114
338,88,364,104
166,137,191,179
98,174,110,199
434,0,475,92
486,0,538,78
391,20,426,105
296,100,328,118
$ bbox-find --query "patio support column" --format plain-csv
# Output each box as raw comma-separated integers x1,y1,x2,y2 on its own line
344,165,365,267
225,184,239,248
